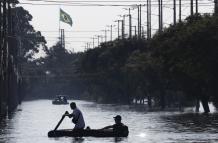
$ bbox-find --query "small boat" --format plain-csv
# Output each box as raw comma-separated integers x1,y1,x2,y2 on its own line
48,128,129,137
52,95,69,105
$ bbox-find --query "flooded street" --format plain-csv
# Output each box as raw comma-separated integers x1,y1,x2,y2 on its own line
0,100,218,143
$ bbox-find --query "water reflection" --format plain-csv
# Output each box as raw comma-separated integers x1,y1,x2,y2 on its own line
114,137,124,142
162,113,218,133
71,137,85,143
136,133,146,138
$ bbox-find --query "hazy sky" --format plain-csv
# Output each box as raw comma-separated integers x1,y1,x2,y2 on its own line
19,0,214,53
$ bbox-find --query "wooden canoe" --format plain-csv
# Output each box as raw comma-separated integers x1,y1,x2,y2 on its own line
48,128,129,137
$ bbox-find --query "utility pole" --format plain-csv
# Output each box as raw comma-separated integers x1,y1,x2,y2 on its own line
105,30,107,42
86,42,91,49
121,20,124,39
107,25,115,41
179,0,181,22
98,36,100,46
138,5,140,37
191,0,194,16
115,20,121,39
129,8,132,38
92,37,95,48
96,35,101,46
215,0,218,14
137,5,142,38
196,0,198,13
101,36,104,43
120,15,126,39
142,27,145,39
173,0,176,25
86,43,88,50
147,0,151,39
118,15,125,39
161,0,163,31
118,18,125,39
132,26,137,37
103,29,108,42
158,0,163,32
111,25,113,41
84,44,87,51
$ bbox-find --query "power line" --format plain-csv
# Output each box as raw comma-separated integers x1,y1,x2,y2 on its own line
19,1,214,7
44,36,95,38
19,2,142,6
40,30,105,32
22,0,215,3
23,0,148,3
46,40,88,42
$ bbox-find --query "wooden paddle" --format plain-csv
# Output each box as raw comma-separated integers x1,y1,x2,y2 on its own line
54,111,69,131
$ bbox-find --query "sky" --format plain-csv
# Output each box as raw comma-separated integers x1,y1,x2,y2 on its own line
19,0,214,53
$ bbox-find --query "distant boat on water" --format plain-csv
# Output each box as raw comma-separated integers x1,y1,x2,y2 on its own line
52,95,69,105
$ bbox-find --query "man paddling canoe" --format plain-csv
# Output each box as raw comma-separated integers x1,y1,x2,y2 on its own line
64,102,85,130
48,113,129,137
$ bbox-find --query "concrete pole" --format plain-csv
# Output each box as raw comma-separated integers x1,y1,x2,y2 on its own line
196,0,198,13
215,0,218,14
147,0,151,39
92,37,95,48
174,0,176,25
179,0,181,22
121,20,124,39
110,25,113,41
191,0,194,16
128,8,132,38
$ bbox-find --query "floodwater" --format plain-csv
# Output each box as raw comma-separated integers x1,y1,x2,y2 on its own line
0,100,218,143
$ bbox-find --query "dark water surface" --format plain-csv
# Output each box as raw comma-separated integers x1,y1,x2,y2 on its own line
0,100,218,143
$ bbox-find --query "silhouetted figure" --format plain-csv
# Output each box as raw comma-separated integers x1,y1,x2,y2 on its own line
62,96,67,103
101,115,128,134
64,102,85,129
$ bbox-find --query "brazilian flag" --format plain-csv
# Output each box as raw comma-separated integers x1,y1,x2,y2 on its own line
60,9,73,26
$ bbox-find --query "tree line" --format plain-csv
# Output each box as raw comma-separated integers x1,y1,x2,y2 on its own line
76,13,218,113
